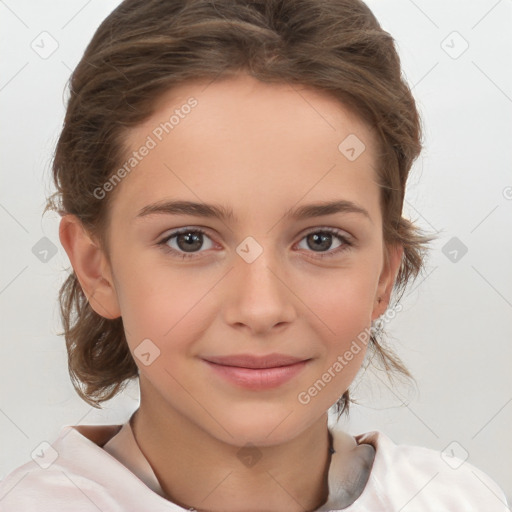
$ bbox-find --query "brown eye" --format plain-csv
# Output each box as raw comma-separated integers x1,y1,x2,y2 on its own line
175,231,204,252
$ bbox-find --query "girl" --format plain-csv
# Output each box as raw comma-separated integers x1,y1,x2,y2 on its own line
0,0,508,510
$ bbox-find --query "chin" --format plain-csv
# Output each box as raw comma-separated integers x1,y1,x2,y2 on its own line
207,406,316,447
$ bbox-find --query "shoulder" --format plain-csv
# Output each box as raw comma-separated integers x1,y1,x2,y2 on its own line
0,425,128,512
355,430,509,511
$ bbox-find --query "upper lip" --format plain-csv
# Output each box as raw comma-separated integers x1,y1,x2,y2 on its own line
203,353,310,369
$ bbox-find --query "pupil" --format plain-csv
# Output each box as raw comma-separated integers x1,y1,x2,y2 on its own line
309,233,331,251
178,232,202,252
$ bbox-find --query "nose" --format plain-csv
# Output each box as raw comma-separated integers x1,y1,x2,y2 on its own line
222,241,296,335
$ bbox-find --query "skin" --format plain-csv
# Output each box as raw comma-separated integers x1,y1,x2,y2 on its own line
59,72,403,512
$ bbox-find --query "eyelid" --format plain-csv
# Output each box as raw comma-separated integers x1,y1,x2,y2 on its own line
301,225,353,240
157,226,215,246
157,222,205,236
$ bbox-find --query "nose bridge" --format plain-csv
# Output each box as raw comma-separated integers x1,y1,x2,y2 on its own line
224,235,295,331
242,243,280,288
236,235,283,297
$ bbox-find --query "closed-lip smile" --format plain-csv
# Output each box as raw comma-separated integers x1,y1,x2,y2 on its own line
202,353,312,390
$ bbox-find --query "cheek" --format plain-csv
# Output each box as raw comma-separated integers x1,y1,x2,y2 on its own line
296,263,377,335
294,267,375,385
114,261,214,350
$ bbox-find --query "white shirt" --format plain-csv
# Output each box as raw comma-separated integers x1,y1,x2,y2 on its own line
0,417,508,511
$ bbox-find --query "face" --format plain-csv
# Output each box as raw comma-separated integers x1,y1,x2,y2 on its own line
67,73,401,446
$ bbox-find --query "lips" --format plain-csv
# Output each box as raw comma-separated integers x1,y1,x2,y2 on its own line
201,353,312,390
203,353,309,369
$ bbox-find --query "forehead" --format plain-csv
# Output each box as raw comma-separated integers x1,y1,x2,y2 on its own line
112,73,380,225
129,73,377,151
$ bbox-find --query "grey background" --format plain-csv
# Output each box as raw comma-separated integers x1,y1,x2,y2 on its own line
1,0,511,505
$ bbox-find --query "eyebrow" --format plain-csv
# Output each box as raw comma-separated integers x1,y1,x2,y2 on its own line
135,199,372,223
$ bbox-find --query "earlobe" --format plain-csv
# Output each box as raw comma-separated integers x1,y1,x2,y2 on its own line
58,214,121,320
371,243,403,321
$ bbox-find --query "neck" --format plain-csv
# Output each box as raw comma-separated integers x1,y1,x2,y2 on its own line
130,387,333,511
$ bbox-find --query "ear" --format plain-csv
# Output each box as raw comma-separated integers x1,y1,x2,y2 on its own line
371,242,403,322
59,214,121,320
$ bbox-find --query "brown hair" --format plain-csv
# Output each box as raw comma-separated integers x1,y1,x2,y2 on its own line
44,0,437,416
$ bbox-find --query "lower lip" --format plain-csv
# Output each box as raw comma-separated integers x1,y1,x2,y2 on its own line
203,360,310,390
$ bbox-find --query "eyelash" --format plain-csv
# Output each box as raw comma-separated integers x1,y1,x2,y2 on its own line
157,227,353,260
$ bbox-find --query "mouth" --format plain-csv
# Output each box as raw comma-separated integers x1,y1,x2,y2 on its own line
202,353,310,369
201,353,312,390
